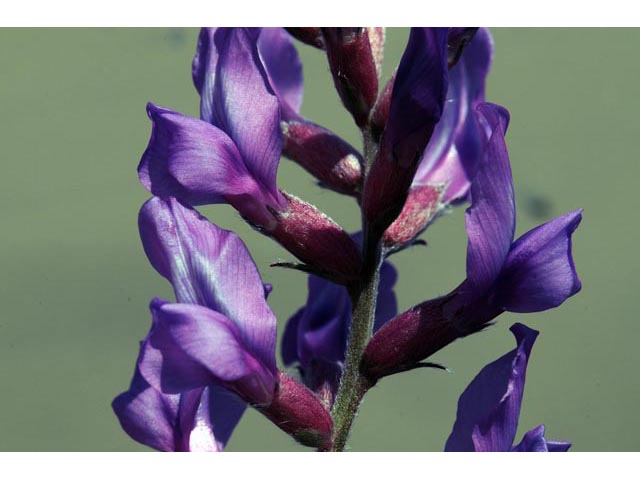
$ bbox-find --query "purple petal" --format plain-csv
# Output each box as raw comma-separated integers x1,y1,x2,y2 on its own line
464,103,515,294
445,323,538,452
138,197,277,372
138,103,277,209
281,258,397,395
192,28,220,125
511,425,548,452
113,365,246,452
194,28,302,125
415,29,494,204
373,261,399,332
385,27,449,164
112,368,180,452
281,306,303,366
512,424,572,452
192,28,215,96
298,275,351,366
179,385,246,451
258,28,303,120
547,440,573,452
139,299,276,405
496,209,583,313
447,28,479,67
212,28,284,209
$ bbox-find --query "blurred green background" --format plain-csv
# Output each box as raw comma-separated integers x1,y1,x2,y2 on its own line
0,28,637,451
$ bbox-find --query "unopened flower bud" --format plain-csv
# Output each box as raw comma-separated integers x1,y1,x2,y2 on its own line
323,27,379,127
361,295,463,381
258,371,333,450
370,71,395,141
268,191,362,284
382,184,444,249
362,141,418,236
367,27,385,78
285,27,325,49
282,120,363,195
363,28,449,235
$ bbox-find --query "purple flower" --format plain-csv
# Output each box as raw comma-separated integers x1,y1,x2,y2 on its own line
195,27,364,197
383,28,493,248
281,260,397,405
193,27,303,125
138,28,361,283
362,103,582,380
112,361,245,452
113,197,332,450
363,27,450,233
139,28,286,229
445,323,571,452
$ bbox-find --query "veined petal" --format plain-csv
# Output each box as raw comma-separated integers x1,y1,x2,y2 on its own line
138,103,270,206
464,103,515,294
415,28,494,204
138,197,277,372
385,27,449,165
213,28,284,208
139,299,276,405
495,209,583,313
194,28,303,125
112,368,180,452
192,28,219,125
192,28,216,97
113,368,245,452
258,28,303,119
445,323,538,452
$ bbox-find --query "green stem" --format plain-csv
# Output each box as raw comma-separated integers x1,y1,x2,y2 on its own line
330,127,382,451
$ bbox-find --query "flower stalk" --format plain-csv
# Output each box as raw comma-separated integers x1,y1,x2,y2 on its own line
330,127,383,452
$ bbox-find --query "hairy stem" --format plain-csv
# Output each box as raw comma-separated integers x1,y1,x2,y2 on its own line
330,128,382,451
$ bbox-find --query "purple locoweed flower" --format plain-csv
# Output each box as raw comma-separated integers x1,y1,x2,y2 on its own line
113,197,333,450
362,103,582,380
113,355,245,452
138,28,361,283
194,27,363,196
363,27,450,234
445,323,571,452
383,28,493,249
117,26,585,452
281,259,397,406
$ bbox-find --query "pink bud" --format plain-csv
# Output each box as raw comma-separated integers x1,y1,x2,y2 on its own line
370,71,395,141
361,296,461,381
367,27,385,78
323,28,379,127
285,27,325,49
362,140,420,236
258,371,333,450
382,184,444,249
269,192,362,284
282,120,363,195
